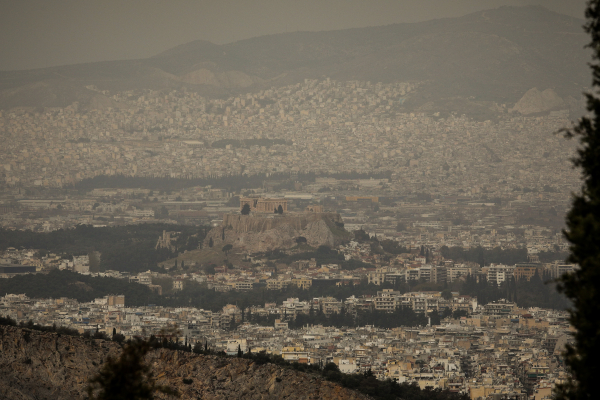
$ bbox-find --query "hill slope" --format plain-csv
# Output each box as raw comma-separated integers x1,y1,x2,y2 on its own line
0,325,368,400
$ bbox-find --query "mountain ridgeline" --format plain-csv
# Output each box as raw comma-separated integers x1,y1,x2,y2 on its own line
0,6,589,115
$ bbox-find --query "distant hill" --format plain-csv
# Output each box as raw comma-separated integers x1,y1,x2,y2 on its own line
0,6,589,112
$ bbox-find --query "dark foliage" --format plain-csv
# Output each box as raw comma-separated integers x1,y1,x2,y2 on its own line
353,229,371,242
71,172,314,193
537,250,569,263
0,316,81,338
0,315,16,326
221,244,233,258
555,1,600,399
380,239,411,255
459,273,570,309
267,247,344,265
153,279,386,312
0,224,208,274
87,340,179,399
0,272,372,311
0,270,162,306
517,271,570,310
257,306,428,330
70,171,388,194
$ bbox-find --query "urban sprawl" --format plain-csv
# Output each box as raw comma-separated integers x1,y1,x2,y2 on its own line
0,78,582,400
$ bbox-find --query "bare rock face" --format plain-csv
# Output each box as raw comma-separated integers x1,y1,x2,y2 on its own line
303,220,336,248
204,213,347,252
511,87,566,115
0,326,122,400
0,326,368,400
232,223,300,252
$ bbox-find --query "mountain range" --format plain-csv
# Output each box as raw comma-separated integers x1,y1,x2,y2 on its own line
0,6,590,112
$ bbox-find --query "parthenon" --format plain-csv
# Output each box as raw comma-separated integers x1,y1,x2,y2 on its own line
240,197,288,213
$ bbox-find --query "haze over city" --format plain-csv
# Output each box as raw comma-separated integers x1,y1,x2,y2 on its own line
0,1,594,399
0,0,588,71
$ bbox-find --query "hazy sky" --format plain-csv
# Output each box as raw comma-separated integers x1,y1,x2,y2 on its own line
0,0,587,71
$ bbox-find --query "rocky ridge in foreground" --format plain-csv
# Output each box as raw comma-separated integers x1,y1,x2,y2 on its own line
0,325,368,400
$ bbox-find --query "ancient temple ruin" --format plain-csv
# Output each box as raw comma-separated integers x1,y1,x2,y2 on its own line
240,197,288,213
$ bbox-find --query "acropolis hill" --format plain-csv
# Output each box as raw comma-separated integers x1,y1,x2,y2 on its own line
203,198,350,252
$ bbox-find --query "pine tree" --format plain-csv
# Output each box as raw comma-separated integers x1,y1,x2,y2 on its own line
477,247,485,268
556,2,600,399
241,203,251,215
222,244,233,258
87,341,178,400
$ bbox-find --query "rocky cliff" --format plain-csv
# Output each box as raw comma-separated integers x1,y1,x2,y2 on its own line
510,87,567,115
203,212,350,252
0,326,368,400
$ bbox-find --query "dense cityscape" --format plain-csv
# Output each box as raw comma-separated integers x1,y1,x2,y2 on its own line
0,78,580,400
0,3,595,400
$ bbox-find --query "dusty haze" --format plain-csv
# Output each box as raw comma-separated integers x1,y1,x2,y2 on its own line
0,0,587,71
